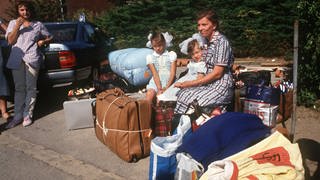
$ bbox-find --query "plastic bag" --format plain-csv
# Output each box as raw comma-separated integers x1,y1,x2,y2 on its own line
149,115,192,180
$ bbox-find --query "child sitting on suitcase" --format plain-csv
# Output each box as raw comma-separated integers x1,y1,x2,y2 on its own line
157,39,206,102
145,32,177,104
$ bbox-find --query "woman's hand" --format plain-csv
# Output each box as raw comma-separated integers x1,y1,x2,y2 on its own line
37,39,45,47
16,17,24,27
37,36,52,47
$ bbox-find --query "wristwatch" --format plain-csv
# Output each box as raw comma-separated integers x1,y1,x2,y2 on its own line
0,19,2,24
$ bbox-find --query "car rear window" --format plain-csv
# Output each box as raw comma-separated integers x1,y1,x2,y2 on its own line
45,24,77,43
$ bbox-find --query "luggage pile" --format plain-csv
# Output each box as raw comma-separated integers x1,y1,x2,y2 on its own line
148,112,304,180
234,69,293,128
61,47,301,179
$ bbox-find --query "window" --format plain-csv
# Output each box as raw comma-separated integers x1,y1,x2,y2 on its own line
46,24,77,43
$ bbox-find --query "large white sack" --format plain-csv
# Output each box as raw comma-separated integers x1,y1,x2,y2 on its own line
108,48,153,86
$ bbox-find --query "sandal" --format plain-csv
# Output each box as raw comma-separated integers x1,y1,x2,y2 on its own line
1,112,10,120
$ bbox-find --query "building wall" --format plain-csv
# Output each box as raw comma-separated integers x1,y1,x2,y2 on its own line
0,0,114,22
0,0,12,22
65,0,115,18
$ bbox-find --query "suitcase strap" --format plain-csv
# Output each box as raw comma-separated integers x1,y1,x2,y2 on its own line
96,120,151,135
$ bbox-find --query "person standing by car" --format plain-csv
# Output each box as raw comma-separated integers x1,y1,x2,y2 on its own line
0,17,11,121
174,9,234,115
5,1,52,129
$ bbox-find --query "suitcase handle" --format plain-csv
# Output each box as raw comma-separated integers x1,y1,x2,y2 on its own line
99,88,125,99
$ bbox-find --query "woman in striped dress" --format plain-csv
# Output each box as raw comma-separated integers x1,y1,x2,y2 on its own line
174,10,234,115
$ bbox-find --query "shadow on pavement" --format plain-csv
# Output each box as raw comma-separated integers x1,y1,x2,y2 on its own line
33,87,69,120
296,138,320,180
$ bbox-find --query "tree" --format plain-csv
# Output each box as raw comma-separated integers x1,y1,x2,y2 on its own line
297,0,320,106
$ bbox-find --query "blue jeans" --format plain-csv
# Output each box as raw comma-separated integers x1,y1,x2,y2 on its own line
12,62,39,121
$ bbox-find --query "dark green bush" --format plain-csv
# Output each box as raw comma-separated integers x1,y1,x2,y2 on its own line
297,0,320,106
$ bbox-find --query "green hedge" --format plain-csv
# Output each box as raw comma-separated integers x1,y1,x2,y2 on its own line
94,0,297,58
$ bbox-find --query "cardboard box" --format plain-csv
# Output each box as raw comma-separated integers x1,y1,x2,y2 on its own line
243,99,279,127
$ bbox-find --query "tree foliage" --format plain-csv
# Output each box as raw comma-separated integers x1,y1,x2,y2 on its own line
297,0,320,106
95,0,297,58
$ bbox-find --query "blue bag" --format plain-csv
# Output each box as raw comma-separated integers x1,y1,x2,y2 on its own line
149,115,191,180
246,84,281,105
177,112,271,169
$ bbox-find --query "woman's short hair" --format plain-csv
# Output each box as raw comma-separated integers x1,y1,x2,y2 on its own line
197,10,219,30
15,0,35,19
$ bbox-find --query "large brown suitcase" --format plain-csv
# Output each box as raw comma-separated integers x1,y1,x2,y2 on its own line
95,88,152,162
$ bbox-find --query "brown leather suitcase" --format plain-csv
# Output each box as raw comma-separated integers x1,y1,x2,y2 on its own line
95,88,152,162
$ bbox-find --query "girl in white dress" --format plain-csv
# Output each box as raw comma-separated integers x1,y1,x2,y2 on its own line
145,32,177,104
158,39,206,102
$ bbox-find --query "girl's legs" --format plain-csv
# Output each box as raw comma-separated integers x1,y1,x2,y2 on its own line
145,89,156,104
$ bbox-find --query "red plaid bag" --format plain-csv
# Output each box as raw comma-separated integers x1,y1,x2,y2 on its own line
153,101,175,137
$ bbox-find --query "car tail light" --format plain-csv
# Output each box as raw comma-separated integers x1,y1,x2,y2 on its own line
58,51,76,68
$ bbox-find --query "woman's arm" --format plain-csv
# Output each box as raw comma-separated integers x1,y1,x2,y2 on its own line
7,18,24,45
148,64,162,91
37,22,53,47
164,61,177,90
37,35,53,47
175,65,225,88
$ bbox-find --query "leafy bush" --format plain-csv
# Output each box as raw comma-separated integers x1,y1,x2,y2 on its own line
297,0,320,106
94,0,297,58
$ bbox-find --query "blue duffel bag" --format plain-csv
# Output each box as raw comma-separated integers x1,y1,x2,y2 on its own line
177,112,271,169
108,48,153,86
